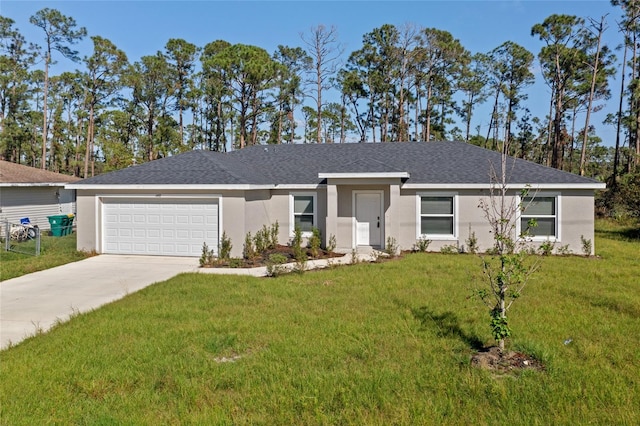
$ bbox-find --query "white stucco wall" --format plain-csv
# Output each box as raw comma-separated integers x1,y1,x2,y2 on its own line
75,186,597,257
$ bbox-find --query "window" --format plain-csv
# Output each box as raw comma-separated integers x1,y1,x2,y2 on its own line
291,193,316,235
520,196,558,239
419,194,456,238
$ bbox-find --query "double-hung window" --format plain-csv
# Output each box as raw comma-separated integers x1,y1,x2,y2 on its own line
418,194,456,238
291,193,316,236
520,195,558,240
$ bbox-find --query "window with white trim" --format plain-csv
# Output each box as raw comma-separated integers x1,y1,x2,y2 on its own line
291,193,316,236
419,194,456,238
520,196,558,239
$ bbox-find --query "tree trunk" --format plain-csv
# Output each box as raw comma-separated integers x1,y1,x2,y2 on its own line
612,36,628,188
41,52,50,169
580,17,605,176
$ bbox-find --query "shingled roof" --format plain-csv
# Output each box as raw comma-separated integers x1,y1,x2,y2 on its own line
72,141,604,188
0,160,80,186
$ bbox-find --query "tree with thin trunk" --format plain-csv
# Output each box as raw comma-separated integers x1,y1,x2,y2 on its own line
612,0,640,173
476,142,541,352
0,17,39,162
29,8,86,169
413,28,467,142
580,16,609,176
164,38,198,147
272,45,312,144
201,40,232,152
485,41,535,154
457,53,489,142
82,36,128,177
532,14,588,170
337,68,369,142
301,25,343,143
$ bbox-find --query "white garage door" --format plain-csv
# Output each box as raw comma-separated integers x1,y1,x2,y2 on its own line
103,198,219,257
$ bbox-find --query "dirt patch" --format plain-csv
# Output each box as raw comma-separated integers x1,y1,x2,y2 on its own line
471,346,545,374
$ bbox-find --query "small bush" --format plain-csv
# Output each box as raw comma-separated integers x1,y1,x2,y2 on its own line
557,244,572,255
326,234,337,252
255,228,265,253
580,235,592,256
538,240,555,256
465,230,479,254
219,232,232,260
228,258,244,268
350,248,360,265
308,227,322,258
269,221,279,249
291,225,307,270
266,253,289,277
440,244,459,254
199,242,216,267
385,236,399,257
413,237,432,252
243,232,256,260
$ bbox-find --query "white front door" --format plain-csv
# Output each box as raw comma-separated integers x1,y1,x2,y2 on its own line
355,192,382,247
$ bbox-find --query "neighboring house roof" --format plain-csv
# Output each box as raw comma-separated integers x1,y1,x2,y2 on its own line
0,160,80,187
69,141,606,189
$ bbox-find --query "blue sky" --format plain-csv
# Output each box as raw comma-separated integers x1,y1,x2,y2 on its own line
1,1,623,146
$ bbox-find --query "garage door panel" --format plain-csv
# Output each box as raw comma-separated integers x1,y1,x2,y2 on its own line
119,214,132,223
103,198,219,257
119,229,132,238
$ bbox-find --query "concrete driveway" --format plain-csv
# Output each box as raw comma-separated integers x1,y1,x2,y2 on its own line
0,255,199,350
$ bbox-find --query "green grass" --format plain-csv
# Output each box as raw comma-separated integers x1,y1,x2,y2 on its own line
0,234,94,281
0,224,639,424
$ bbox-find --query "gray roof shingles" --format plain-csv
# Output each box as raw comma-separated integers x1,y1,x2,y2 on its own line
75,141,602,186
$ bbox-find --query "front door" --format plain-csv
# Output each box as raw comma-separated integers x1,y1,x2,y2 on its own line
355,192,382,247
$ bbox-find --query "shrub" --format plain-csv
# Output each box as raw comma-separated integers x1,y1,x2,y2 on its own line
350,248,360,265
266,253,289,277
465,229,479,254
291,225,307,270
308,227,322,257
440,244,459,254
243,232,256,260
413,237,432,252
219,231,232,260
385,236,399,257
581,235,592,256
326,234,337,252
254,226,268,254
228,258,244,268
538,240,555,256
269,221,279,249
199,242,216,267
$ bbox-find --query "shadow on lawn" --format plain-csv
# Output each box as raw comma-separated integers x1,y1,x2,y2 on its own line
596,224,640,241
411,306,484,350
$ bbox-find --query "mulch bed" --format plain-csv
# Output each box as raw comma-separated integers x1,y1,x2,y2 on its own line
206,245,343,268
471,346,545,374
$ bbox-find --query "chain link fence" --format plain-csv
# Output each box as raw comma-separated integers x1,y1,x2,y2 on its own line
2,219,41,256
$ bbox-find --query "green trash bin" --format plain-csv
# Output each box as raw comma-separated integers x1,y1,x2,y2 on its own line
48,215,67,237
64,214,75,235
61,216,70,235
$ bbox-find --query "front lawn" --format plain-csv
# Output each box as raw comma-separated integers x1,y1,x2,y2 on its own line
0,225,639,424
0,233,94,281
